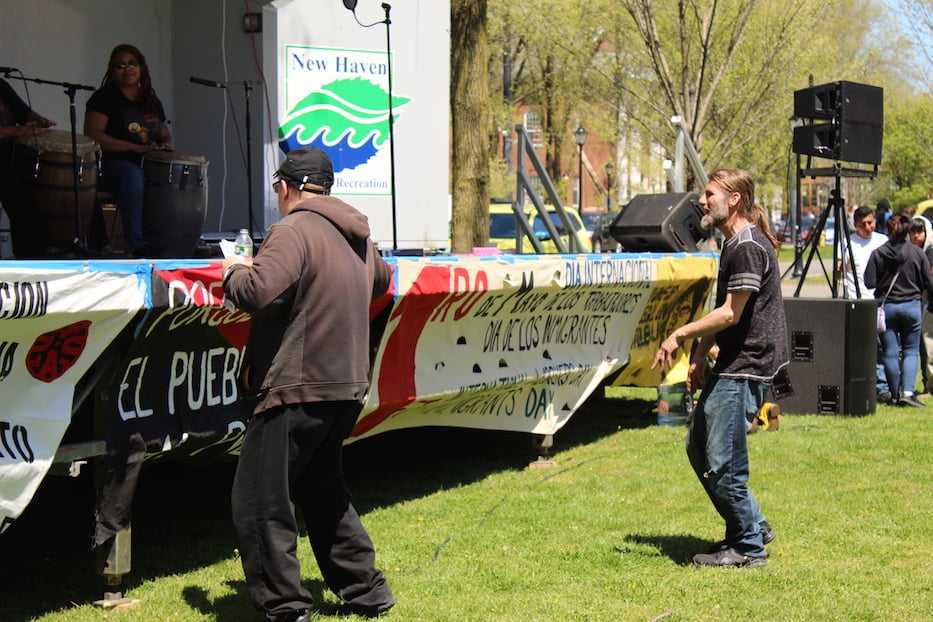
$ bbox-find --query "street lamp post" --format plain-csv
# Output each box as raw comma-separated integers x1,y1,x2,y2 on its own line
605,162,614,212
575,126,587,210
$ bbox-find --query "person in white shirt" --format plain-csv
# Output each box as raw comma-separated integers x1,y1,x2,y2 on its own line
842,205,887,299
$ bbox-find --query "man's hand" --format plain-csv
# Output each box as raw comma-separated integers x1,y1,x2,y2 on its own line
222,255,251,271
26,117,55,129
0,124,48,140
652,333,681,372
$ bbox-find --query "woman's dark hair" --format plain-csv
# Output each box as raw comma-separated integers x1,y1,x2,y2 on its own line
100,44,159,112
886,212,910,241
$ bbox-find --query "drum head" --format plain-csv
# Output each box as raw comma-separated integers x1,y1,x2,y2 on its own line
142,150,207,166
16,129,99,157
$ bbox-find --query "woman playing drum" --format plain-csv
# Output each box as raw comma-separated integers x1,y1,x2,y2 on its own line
84,43,172,257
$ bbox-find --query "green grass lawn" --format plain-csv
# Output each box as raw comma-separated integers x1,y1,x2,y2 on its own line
1,388,931,621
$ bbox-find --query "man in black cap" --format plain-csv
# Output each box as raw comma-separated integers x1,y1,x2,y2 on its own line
223,147,395,621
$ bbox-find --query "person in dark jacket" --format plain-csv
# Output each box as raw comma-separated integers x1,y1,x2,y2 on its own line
865,212,933,407
222,147,395,622
909,217,933,394
0,76,57,257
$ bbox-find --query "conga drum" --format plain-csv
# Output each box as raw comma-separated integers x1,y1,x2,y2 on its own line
16,130,100,248
141,151,208,257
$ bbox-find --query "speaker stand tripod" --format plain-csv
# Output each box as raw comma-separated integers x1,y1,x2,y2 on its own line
792,161,877,298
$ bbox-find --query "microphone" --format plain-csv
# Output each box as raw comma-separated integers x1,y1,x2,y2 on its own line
0,66,18,74
190,76,223,88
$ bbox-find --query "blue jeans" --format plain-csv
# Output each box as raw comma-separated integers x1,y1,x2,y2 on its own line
686,375,767,557
98,158,146,251
876,334,888,393
879,299,923,397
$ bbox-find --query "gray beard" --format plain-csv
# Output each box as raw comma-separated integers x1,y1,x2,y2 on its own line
700,201,729,230
701,212,725,231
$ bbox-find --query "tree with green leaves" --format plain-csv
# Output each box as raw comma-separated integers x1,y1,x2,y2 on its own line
451,0,927,247
488,2,606,189
877,94,933,208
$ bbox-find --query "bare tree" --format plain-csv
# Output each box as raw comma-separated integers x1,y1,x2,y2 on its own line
899,0,933,91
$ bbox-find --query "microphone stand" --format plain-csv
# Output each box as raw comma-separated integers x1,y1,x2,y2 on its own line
237,81,256,235
344,2,399,251
5,74,95,255
190,77,257,235
382,2,398,251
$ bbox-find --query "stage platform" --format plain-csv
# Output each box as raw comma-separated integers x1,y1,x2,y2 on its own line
0,251,717,542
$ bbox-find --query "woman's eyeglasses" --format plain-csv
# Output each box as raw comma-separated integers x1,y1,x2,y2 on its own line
272,180,282,193
113,61,140,70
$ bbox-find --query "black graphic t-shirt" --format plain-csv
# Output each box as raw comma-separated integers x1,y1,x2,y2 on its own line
86,85,166,162
712,224,789,381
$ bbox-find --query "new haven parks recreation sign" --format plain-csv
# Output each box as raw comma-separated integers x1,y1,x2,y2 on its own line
264,0,450,250
280,46,409,198
0,253,716,538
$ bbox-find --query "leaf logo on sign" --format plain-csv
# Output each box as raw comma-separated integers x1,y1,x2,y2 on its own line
277,77,410,172
26,320,91,383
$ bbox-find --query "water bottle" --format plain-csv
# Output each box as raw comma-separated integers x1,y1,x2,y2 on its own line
234,229,253,258
657,382,690,426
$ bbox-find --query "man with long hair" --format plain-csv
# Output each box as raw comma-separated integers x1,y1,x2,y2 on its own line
653,169,788,567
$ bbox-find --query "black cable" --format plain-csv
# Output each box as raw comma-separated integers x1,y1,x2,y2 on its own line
404,454,611,575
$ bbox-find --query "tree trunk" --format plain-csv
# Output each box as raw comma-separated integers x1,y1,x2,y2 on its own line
450,0,491,253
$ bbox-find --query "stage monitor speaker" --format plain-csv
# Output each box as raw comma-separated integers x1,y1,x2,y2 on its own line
792,121,883,165
609,192,709,252
780,298,876,416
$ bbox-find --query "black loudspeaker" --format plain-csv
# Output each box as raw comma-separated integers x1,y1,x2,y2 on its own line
609,192,709,252
792,81,883,165
780,298,876,416
793,81,883,125
792,121,883,165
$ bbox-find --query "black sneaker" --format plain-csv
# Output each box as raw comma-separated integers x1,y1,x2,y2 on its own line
897,394,924,408
707,521,776,553
342,601,395,618
693,547,767,568
760,520,776,545
273,609,312,622
878,391,893,405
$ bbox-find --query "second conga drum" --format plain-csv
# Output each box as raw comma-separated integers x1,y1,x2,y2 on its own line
141,151,208,257
16,129,100,249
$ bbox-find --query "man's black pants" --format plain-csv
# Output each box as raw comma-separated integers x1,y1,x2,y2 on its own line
232,400,394,621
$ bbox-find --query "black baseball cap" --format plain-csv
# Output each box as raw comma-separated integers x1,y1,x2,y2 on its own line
274,147,334,192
